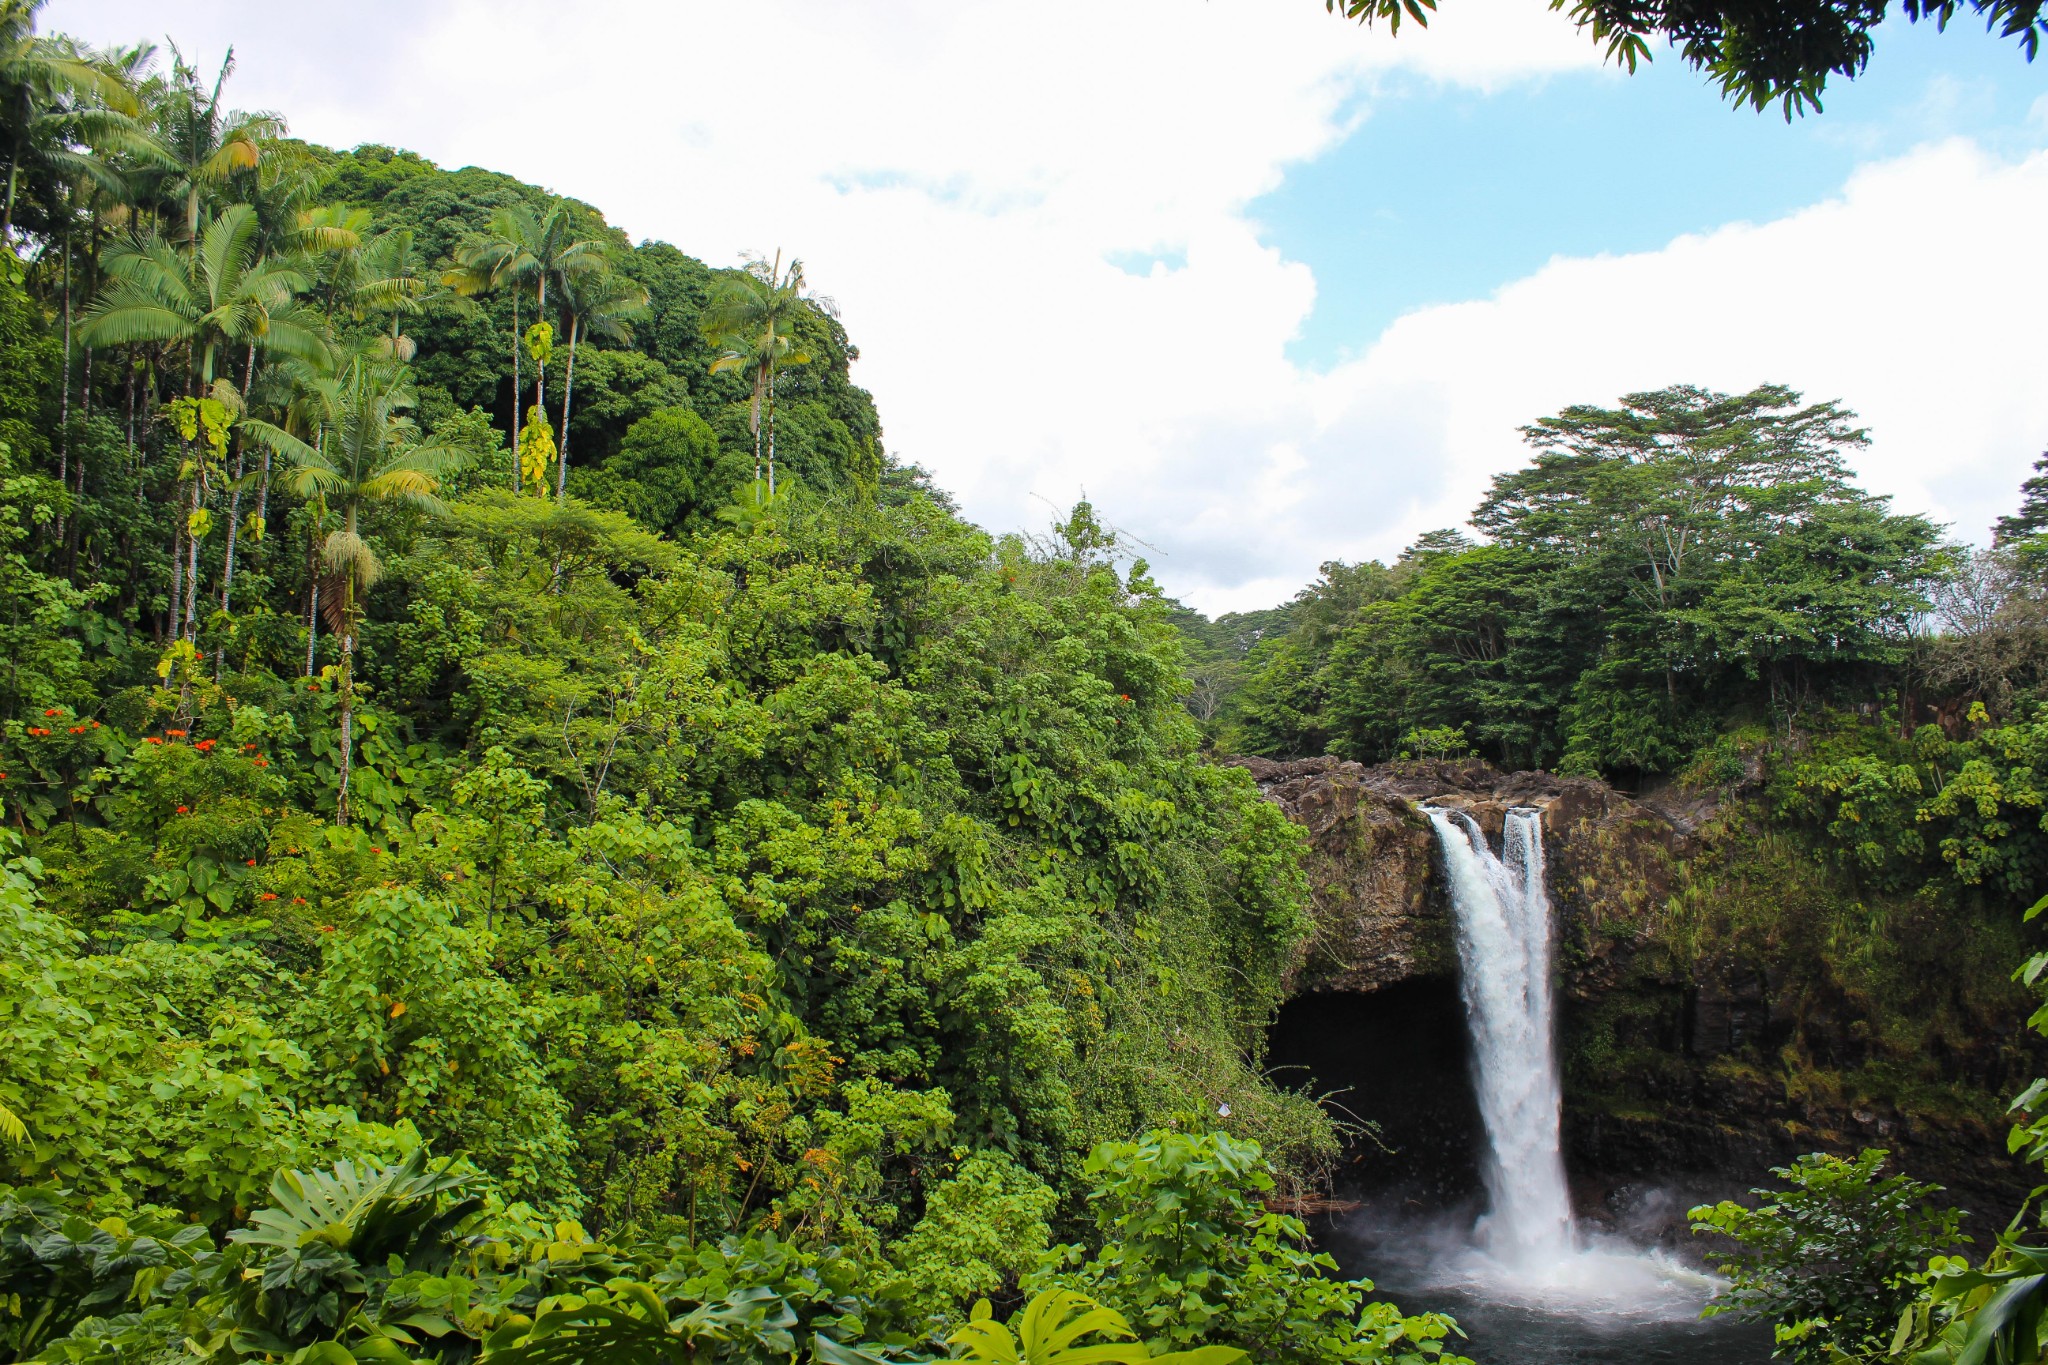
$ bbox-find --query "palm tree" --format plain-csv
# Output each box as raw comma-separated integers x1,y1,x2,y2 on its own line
702,251,826,497
244,358,464,824
0,0,137,238
118,44,282,241
77,202,322,392
353,227,454,361
553,262,647,500
79,202,323,641
446,200,602,481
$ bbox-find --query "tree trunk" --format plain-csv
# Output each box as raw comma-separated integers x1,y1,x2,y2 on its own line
750,367,765,486
508,292,521,485
556,316,578,502
183,476,203,644
766,368,778,497
167,475,186,650
305,577,319,676
217,444,246,675
125,347,136,463
254,444,271,555
530,279,549,435
217,347,258,649
336,563,356,827
57,234,70,536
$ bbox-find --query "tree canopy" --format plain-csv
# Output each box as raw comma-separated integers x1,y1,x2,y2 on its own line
1325,0,2045,114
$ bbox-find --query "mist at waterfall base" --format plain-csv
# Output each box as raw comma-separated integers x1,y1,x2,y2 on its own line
1269,808,1770,1364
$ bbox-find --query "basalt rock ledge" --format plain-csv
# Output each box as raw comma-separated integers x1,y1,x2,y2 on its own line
1233,755,1680,997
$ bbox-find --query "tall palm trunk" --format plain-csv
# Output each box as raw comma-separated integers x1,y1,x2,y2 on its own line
508,292,520,486
749,366,765,486
766,369,778,497
305,577,318,676
218,347,257,648
336,520,358,828
555,315,579,502
182,475,203,644
528,279,550,476
167,505,183,646
56,235,70,537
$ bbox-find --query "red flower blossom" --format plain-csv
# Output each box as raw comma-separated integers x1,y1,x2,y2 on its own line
306,683,320,692
260,893,278,902
245,858,257,866
68,726,84,734
175,805,190,814
143,737,162,746
369,846,384,854
166,729,187,738
43,708,59,717
253,758,270,768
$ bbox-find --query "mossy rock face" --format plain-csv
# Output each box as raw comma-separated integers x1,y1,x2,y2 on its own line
1243,756,2048,1239
1234,756,1446,993
1234,757,1678,995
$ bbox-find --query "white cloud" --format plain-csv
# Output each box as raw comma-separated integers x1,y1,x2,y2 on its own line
55,1,2048,612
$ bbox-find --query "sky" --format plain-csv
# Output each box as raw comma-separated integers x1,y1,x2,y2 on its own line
58,0,2048,613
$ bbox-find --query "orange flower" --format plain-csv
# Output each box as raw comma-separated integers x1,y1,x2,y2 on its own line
306,683,320,692
194,739,216,752
252,758,270,768
175,805,190,814
369,846,383,854
245,858,257,866
42,708,59,717
315,921,333,930
143,737,162,746
259,893,278,901
166,729,187,737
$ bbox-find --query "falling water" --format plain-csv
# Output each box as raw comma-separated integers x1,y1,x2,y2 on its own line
1417,804,1723,1316
1425,806,1574,1263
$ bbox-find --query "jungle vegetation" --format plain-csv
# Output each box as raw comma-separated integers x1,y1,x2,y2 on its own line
5,2,2048,1362
0,8,1473,1363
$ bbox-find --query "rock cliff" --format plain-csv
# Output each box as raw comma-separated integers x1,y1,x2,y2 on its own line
1234,755,1679,998
1244,755,2038,1238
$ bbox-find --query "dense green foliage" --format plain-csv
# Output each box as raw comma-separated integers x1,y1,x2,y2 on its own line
1227,385,1943,779
1324,0,2046,116
0,12,1481,1364
1689,1150,1965,1362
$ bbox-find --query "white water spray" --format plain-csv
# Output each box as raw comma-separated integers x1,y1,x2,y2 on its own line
1426,806,1574,1262
1422,804,1719,1312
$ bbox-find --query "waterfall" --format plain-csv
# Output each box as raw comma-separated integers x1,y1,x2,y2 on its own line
1426,806,1574,1264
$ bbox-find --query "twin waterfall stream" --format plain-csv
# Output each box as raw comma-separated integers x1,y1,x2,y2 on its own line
1407,803,1731,1350
1425,807,1575,1262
